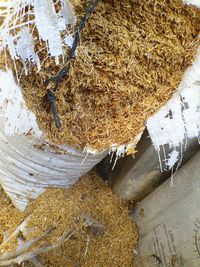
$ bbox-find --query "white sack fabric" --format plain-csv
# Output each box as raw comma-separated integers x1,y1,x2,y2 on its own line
0,70,106,211
183,0,200,8
0,0,76,76
0,131,106,211
146,0,200,171
147,47,200,171
0,0,107,211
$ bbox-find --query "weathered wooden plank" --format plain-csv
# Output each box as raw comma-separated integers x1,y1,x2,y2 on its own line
132,151,200,267
111,131,199,201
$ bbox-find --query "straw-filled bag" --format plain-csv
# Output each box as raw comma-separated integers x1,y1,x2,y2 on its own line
0,0,200,209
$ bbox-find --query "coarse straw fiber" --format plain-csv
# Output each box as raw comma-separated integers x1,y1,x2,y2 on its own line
2,0,200,151
0,171,138,267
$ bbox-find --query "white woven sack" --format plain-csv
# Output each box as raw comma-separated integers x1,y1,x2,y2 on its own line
0,0,108,211
0,70,107,211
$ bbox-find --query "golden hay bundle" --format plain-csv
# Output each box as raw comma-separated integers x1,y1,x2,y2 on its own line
2,0,200,150
0,172,138,267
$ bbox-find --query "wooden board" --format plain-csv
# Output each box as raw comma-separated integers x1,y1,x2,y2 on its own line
132,151,200,267
111,132,199,201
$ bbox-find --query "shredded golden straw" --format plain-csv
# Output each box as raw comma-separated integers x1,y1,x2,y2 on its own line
0,172,138,266
2,0,200,150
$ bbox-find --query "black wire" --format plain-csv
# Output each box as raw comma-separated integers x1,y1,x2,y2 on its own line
47,90,62,129
45,0,100,128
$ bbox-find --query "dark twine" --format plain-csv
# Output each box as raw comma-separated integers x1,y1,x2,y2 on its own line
45,0,100,129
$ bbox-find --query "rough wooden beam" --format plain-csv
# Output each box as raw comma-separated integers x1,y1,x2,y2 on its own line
132,150,200,266
110,131,199,201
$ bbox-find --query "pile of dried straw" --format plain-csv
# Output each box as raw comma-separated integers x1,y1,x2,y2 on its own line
2,0,200,151
0,172,138,266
